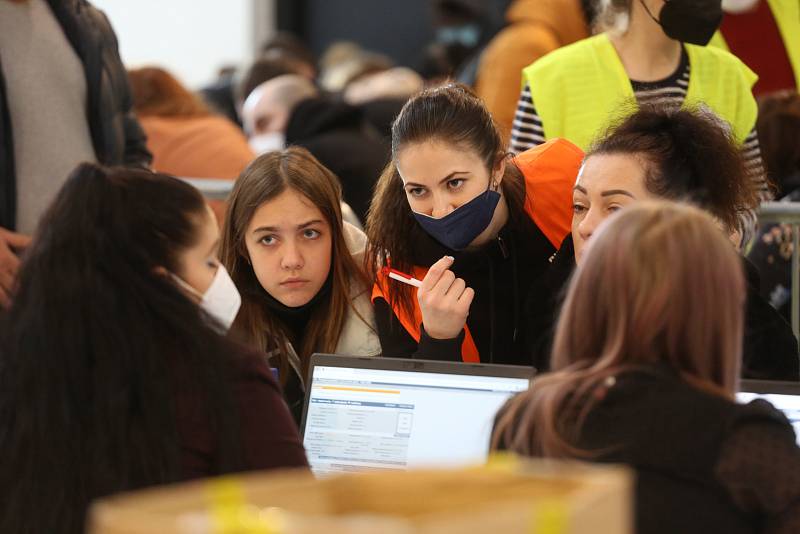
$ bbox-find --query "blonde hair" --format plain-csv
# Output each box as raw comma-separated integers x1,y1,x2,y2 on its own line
493,201,745,457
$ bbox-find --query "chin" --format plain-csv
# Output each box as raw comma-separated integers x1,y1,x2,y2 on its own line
277,292,314,308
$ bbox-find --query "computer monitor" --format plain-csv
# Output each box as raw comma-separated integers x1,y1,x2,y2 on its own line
300,354,534,476
737,380,800,445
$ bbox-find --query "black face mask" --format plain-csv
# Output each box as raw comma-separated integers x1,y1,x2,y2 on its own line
640,0,723,46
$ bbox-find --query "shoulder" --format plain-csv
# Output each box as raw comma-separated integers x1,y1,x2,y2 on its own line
686,44,757,86
524,34,607,75
221,338,281,390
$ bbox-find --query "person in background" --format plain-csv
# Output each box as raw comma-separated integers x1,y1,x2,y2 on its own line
475,0,592,144
241,75,388,223
129,67,255,223
711,0,799,96
220,147,380,422
495,201,800,534
0,164,308,534
509,0,769,243
748,91,800,321
366,84,582,364
527,104,798,381
0,0,151,306
199,65,243,126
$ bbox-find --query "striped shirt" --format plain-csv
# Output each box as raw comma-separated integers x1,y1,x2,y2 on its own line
510,49,771,241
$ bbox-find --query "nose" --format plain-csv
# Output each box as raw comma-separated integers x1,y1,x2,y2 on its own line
280,239,304,271
577,206,604,244
430,193,457,219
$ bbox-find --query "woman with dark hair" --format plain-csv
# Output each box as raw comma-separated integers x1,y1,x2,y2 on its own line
0,164,307,534
220,147,380,422
495,201,800,534
528,105,800,380
366,83,583,364
527,104,798,380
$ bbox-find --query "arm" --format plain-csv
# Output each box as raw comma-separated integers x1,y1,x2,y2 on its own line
715,419,800,534
234,353,309,471
509,84,547,155
373,297,463,361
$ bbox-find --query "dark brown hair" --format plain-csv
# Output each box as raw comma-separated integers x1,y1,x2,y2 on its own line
128,67,210,118
365,83,526,319
493,201,745,458
757,91,800,198
587,103,760,233
220,147,371,383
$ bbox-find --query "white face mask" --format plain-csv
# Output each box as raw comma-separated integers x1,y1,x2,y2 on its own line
172,265,242,332
249,132,285,155
721,0,759,14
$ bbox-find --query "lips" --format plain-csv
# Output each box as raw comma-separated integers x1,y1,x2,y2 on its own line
280,278,309,288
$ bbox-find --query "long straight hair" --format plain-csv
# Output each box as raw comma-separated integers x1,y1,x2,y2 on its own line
0,164,244,534
365,83,526,320
493,201,745,457
220,147,370,383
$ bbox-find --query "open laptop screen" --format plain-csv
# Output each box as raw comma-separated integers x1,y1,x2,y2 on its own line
301,360,531,476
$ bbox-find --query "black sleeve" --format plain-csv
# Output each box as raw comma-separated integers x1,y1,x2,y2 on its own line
743,286,800,381
96,8,152,169
373,297,463,361
715,419,800,534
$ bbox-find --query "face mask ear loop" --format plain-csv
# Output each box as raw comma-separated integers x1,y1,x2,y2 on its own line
639,0,662,25
170,272,205,301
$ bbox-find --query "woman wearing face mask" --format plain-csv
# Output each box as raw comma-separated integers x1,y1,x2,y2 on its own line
495,202,800,534
366,84,583,364
0,164,308,534
509,0,770,240
220,147,380,422
527,104,799,381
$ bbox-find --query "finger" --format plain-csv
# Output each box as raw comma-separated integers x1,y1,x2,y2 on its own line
431,270,457,297
0,248,20,277
455,287,475,314
421,256,454,292
0,284,11,309
0,268,14,294
0,228,31,251
444,277,466,298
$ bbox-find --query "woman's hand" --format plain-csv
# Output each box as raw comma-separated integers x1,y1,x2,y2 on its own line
417,256,475,339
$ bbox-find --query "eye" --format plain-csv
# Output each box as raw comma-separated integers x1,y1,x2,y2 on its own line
572,203,587,215
607,204,623,214
406,187,427,198
303,229,321,239
259,235,277,246
446,178,465,191
205,258,219,269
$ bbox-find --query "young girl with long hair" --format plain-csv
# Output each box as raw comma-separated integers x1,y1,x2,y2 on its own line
220,147,380,420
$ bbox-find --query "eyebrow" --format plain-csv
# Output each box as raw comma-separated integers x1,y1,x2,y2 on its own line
404,171,470,188
251,219,325,234
573,185,636,199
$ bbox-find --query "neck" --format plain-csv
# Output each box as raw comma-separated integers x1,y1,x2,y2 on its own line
609,2,682,82
468,194,509,248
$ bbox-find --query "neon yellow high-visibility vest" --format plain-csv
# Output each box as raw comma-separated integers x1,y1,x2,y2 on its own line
710,0,800,89
522,33,758,150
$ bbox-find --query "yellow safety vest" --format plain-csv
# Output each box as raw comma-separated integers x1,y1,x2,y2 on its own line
709,0,800,89
522,33,758,150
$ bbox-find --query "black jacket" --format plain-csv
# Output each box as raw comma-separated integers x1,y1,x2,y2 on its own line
0,0,151,230
285,97,389,222
374,212,560,366
527,235,800,380
499,365,797,534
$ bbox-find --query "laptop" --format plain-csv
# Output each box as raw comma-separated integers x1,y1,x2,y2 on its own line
300,354,534,476
737,380,800,445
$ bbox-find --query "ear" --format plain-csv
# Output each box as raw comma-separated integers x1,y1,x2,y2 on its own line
492,154,507,189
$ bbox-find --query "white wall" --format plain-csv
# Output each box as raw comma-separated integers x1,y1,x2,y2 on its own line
91,0,274,88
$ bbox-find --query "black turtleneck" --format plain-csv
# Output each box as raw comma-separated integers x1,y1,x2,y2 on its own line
373,212,559,366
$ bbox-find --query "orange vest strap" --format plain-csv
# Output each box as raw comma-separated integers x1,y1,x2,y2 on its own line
372,267,480,363
514,138,584,249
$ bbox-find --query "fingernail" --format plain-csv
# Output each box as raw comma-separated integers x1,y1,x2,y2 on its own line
446,256,454,261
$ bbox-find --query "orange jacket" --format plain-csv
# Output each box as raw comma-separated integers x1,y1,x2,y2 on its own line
372,138,583,362
475,0,590,145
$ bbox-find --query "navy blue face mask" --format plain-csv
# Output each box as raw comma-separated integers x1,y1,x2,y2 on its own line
413,187,501,251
